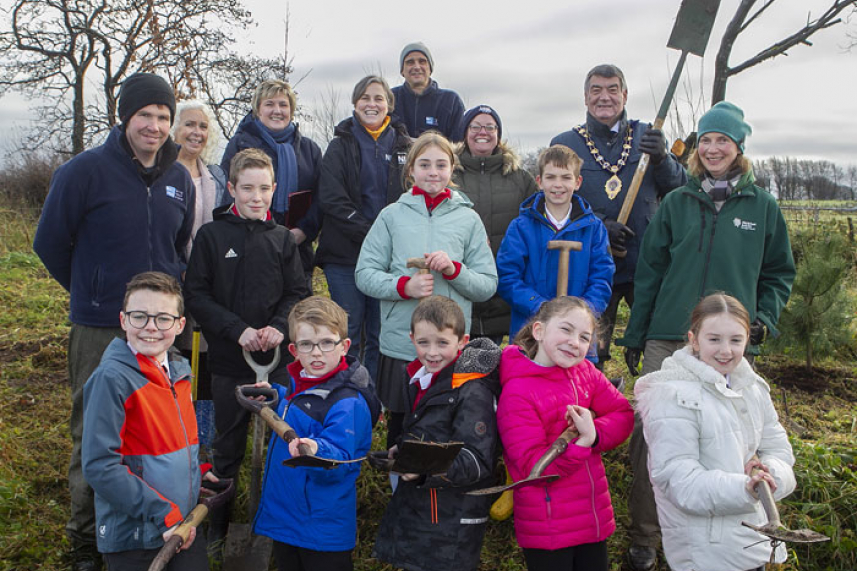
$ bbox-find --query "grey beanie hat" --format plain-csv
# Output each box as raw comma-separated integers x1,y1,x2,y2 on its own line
400,42,434,73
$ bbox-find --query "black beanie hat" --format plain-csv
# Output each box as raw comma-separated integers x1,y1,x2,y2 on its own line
118,73,176,124
459,104,503,143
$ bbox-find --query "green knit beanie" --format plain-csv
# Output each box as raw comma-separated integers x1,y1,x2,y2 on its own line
698,101,752,152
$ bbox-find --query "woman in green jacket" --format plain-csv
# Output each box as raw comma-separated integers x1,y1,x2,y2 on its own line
617,102,796,567
619,101,795,373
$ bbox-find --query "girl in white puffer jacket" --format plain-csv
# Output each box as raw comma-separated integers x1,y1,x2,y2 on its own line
635,293,795,571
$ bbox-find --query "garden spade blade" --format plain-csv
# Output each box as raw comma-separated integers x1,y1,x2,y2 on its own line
614,0,720,255
742,477,830,545
467,426,579,496
667,0,720,58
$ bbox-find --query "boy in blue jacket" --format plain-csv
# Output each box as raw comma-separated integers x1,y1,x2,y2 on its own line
254,296,380,571
496,145,614,358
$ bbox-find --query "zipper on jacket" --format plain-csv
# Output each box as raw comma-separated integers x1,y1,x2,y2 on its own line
147,186,153,270
584,461,601,538
545,485,553,520
699,209,719,299
169,381,195,509
480,159,485,175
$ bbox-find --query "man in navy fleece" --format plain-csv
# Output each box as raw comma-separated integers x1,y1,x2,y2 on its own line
391,41,465,141
33,72,194,571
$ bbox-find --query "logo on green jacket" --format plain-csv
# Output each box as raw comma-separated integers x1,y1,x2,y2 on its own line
733,218,757,231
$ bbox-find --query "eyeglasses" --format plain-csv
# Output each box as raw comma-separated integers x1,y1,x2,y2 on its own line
123,311,180,330
294,339,343,354
468,124,498,133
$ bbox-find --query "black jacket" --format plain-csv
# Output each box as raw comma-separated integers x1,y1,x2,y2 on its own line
315,116,411,267
183,205,309,377
373,339,501,571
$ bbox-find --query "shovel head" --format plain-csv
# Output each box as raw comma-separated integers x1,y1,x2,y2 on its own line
467,474,560,496
667,0,721,57
282,454,367,469
742,521,831,544
393,440,464,475
223,523,273,571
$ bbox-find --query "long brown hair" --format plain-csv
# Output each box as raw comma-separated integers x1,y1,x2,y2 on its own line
513,297,596,360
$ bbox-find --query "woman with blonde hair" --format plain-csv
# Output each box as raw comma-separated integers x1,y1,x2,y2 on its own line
221,80,322,290
172,99,226,258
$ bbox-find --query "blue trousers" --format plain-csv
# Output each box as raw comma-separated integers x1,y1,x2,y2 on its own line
323,264,380,381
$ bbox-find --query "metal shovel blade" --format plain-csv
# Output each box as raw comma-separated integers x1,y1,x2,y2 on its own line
223,523,272,571
667,0,721,57
282,454,367,469
742,521,830,544
467,474,559,496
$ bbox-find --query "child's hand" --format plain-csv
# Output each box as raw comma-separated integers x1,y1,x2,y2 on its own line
289,437,318,457
400,473,421,481
289,227,307,245
424,251,455,276
387,445,398,460
238,327,261,351
163,522,196,550
566,405,596,448
745,458,777,498
404,273,434,299
257,326,284,351
746,469,777,499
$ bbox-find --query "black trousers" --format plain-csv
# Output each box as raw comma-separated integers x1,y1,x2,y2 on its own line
273,541,353,571
522,540,608,571
103,533,208,571
210,369,289,478
596,281,634,362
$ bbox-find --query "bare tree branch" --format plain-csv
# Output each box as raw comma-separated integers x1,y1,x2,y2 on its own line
712,0,857,103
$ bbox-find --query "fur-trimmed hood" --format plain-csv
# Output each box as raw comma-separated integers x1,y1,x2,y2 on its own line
454,140,523,176
634,345,769,422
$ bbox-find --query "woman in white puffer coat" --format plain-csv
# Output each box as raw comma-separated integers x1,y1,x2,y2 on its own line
634,293,795,571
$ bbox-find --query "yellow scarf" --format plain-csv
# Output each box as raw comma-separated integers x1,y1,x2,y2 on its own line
364,116,391,140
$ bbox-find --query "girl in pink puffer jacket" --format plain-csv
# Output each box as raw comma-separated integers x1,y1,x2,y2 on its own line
497,297,633,571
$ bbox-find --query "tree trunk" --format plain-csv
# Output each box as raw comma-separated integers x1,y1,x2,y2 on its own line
72,74,86,155
712,0,757,104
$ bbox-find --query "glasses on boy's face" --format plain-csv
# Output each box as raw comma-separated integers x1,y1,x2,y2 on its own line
468,123,497,133
123,311,180,330
294,339,343,353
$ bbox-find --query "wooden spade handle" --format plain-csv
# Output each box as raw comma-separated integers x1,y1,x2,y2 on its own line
258,407,312,455
148,504,209,571
750,462,782,528
611,115,667,259
527,426,580,479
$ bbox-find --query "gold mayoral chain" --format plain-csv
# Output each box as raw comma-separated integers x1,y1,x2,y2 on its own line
574,125,634,200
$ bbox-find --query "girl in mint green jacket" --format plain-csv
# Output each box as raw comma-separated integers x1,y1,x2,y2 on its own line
355,132,497,445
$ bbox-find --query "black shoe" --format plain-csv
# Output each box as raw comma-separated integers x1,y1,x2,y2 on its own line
627,544,657,571
70,544,102,571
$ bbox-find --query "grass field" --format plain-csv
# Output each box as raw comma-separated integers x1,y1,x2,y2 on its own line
0,205,854,571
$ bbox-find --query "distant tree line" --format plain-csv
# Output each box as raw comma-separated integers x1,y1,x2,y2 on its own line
753,158,857,202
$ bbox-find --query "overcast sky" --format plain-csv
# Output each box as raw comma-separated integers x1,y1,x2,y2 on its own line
2,0,855,166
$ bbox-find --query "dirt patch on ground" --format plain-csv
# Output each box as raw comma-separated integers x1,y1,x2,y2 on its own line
0,334,66,363
757,356,856,401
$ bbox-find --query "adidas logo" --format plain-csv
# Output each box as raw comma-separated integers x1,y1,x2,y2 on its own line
225,248,238,258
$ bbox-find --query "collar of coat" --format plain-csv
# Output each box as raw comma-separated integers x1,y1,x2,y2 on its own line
453,140,522,177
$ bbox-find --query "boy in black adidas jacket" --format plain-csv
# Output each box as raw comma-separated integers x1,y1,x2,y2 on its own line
184,149,308,547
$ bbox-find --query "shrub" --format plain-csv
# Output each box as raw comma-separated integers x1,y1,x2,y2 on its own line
768,228,856,370
0,150,65,209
